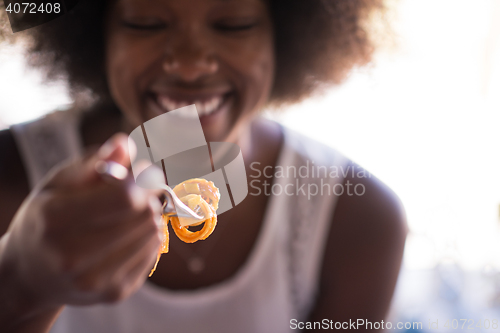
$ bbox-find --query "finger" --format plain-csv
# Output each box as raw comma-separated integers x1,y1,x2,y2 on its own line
95,220,159,276
96,240,156,304
46,179,163,229
72,218,159,294
97,133,133,168
43,133,133,190
107,233,160,300
87,190,163,229
56,204,160,273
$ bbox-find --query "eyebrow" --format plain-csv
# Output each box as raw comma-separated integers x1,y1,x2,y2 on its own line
213,0,259,2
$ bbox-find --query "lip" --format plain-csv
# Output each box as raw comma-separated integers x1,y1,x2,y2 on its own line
150,87,232,102
145,91,234,125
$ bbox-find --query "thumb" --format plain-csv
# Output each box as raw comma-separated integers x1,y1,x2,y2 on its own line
96,133,134,167
43,133,134,189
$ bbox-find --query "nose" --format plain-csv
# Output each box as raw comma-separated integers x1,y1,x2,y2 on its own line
162,33,218,82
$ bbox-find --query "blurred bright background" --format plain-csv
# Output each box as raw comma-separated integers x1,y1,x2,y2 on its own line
1,0,500,329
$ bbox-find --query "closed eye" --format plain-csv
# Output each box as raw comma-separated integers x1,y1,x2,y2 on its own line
122,21,167,31
213,20,259,32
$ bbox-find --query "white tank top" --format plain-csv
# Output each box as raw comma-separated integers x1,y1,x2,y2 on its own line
11,110,349,333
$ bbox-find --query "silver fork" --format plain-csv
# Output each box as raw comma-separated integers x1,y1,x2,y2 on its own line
157,184,204,220
95,160,204,220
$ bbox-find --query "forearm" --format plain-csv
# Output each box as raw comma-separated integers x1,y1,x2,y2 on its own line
2,307,63,333
0,234,63,333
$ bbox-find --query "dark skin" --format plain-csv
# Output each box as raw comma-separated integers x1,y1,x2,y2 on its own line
0,0,407,331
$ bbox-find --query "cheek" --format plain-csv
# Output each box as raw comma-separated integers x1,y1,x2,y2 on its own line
253,45,275,104
105,33,161,125
224,33,275,113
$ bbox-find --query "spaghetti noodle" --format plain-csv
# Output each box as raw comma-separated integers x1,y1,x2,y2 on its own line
149,178,220,276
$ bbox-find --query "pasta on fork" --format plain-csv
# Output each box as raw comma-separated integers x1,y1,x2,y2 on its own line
149,178,220,276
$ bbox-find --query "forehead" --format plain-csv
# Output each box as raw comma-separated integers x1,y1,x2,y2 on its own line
111,0,270,22
114,0,267,8
111,0,269,19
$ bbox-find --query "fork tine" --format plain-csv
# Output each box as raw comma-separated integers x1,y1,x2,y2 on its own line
161,185,204,220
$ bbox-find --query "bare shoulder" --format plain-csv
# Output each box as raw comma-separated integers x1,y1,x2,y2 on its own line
308,161,408,327
336,162,408,243
0,129,30,236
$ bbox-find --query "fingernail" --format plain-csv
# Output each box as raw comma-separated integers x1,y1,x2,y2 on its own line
98,134,129,160
128,185,148,211
98,137,118,160
134,162,165,189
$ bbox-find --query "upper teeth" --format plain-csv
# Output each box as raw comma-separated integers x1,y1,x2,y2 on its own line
157,95,224,116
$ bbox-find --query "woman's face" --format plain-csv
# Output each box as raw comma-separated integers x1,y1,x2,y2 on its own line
105,0,274,143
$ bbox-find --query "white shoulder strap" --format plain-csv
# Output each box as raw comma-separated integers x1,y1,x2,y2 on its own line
10,110,83,189
282,127,350,320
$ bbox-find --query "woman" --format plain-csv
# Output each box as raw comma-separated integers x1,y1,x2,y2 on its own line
0,0,407,332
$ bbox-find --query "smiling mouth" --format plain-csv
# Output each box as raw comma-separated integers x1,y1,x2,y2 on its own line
149,92,233,118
